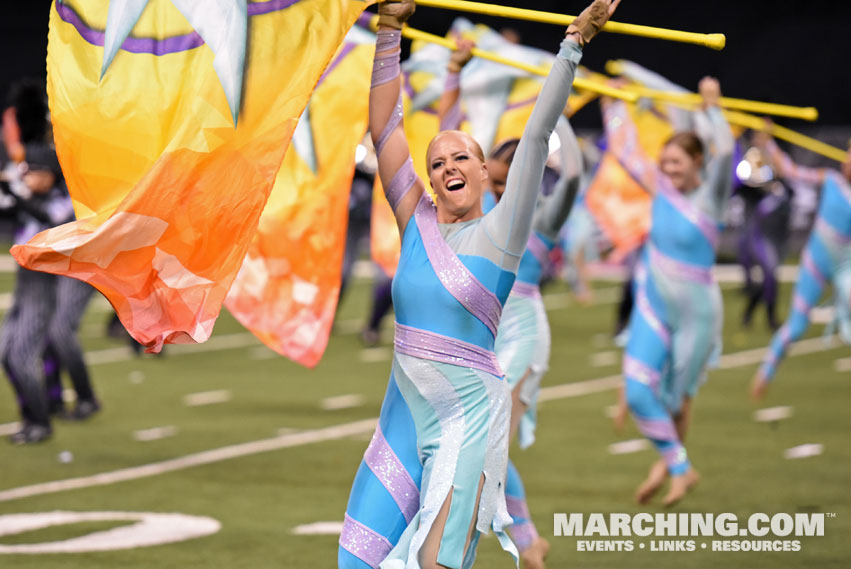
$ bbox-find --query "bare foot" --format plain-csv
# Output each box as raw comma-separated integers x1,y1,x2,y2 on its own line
520,537,550,569
635,459,668,504
751,371,770,401
662,468,700,507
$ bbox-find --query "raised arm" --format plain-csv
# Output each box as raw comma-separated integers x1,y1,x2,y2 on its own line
758,132,826,187
695,78,735,217
482,0,621,269
532,115,583,240
436,38,474,132
601,96,666,194
370,0,424,234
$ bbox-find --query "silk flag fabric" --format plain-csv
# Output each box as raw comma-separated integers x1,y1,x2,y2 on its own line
585,93,674,258
370,19,592,276
224,26,374,367
12,0,372,351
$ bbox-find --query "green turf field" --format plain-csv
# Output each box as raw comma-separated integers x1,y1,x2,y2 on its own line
0,274,848,568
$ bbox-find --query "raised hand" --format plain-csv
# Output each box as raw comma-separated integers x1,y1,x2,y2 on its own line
566,0,623,45
448,37,475,73
377,0,416,30
698,76,721,108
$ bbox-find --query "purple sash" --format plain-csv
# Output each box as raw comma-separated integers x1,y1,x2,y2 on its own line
413,195,503,337
395,323,503,377
658,184,720,249
648,244,713,285
525,232,551,269
511,281,541,299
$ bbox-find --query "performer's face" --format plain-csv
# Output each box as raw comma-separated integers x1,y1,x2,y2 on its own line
485,158,509,201
843,148,851,182
427,132,488,221
660,143,703,193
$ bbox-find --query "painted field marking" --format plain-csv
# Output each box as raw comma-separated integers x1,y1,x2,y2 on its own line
754,406,794,423
608,439,650,455
0,418,378,503
183,390,232,407
0,336,843,503
133,426,178,442
320,394,366,411
784,444,824,460
0,422,21,437
590,351,619,367
291,521,344,535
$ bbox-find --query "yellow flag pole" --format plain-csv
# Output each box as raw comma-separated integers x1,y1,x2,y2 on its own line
415,0,726,50
656,99,845,163
722,110,847,163
605,60,819,121
399,25,639,102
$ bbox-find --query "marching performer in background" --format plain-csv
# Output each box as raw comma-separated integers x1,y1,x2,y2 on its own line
751,134,851,398
605,76,734,506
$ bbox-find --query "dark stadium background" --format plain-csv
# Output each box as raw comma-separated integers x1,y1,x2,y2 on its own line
5,1,851,127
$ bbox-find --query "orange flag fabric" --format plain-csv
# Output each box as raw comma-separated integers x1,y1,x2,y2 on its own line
12,0,372,351
224,29,374,367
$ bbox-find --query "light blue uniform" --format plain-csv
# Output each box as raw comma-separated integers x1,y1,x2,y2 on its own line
339,36,583,569
604,98,733,476
760,151,851,379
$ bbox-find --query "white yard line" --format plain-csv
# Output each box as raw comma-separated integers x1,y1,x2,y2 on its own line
320,394,366,411
0,418,378,503
183,390,232,407
0,336,843,503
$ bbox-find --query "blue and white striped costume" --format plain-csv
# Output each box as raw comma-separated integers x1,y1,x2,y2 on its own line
604,98,733,476
339,34,582,569
759,141,851,380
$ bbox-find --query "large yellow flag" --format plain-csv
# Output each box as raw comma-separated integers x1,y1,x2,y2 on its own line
224,28,374,367
12,0,372,351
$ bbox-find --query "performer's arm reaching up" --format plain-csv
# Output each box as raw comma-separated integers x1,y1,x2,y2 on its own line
369,0,423,234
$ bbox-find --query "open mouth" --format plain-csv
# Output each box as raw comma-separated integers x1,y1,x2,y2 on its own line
446,178,466,192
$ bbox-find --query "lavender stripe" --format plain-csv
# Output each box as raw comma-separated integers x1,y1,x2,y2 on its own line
57,0,303,55
363,425,420,523
623,355,660,389
385,157,418,211
526,233,551,270
375,95,404,157
637,290,671,346
371,50,401,88
414,195,503,337
376,29,401,52
395,323,503,377
248,0,302,15
793,293,811,315
356,12,375,29
634,417,678,442
658,185,720,249
439,103,463,132
339,514,393,569
661,445,688,469
511,281,541,299
801,250,827,287
648,245,713,284
510,522,539,552
815,217,851,245
505,495,531,521
317,43,356,88
445,71,461,91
